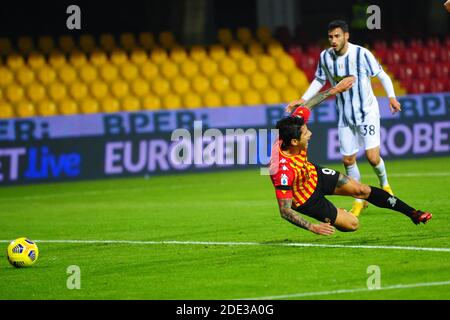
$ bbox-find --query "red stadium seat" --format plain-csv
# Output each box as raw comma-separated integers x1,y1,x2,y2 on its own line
384,51,402,65
408,79,429,94
426,37,441,49
420,49,438,63
372,40,387,51
288,45,302,67
391,39,405,50
403,50,419,64
397,64,415,80
434,63,449,79
416,64,432,79
428,79,446,93
438,47,449,62
409,38,423,50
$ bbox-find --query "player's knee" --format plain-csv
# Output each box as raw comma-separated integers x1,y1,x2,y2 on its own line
353,183,371,198
342,156,356,167
349,217,360,231
367,154,380,166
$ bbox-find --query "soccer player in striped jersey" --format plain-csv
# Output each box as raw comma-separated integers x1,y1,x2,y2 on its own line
272,76,431,235
286,20,401,217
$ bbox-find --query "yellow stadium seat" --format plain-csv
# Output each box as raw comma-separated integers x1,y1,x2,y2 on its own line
37,66,57,85
159,31,176,49
0,38,13,56
69,82,88,101
236,27,253,45
203,92,222,107
160,61,178,79
5,84,24,103
289,69,309,89
120,62,139,81
111,80,129,99
48,83,67,101
90,81,108,100
90,49,108,67
27,52,46,70
122,95,140,112
281,87,300,102
170,46,187,63
59,35,77,54
239,56,257,75
141,94,161,110
140,61,159,80
79,64,98,83
219,57,237,76
17,36,34,54
27,83,46,102
69,50,88,68
139,32,155,50
59,65,78,84
100,97,120,113
192,76,210,94
257,55,276,74
218,28,233,46
172,78,190,95
262,89,281,104
16,100,36,118
131,79,149,97
0,67,14,86
151,78,170,96
248,41,264,56
231,74,250,91
270,71,289,89
0,101,14,118
16,67,35,86
120,33,137,52
190,45,207,62
80,97,99,114
79,34,96,53
211,74,230,93
6,54,25,70
38,36,55,54
200,59,218,77
209,45,226,61
99,63,118,82
278,54,296,72
251,72,269,91
222,90,242,106
48,51,67,69
182,93,202,109
242,89,261,106
99,34,116,53
130,49,148,65
267,42,285,57
256,26,272,44
180,60,198,78
150,47,168,64
162,93,181,109
37,99,57,116
59,99,78,115
110,49,128,66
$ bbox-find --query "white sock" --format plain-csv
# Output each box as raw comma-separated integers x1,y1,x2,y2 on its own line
373,158,389,187
345,163,363,203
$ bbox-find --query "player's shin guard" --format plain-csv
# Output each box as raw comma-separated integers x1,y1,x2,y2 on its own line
366,187,415,217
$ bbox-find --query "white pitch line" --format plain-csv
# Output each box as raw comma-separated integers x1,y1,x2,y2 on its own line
239,280,450,300
0,239,449,253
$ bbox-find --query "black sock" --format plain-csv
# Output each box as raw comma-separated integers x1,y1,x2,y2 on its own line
366,187,415,217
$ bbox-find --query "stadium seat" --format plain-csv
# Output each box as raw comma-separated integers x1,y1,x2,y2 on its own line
256,26,272,44
231,74,250,91
79,34,97,53
162,93,182,109
16,100,36,118
79,64,98,83
138,32,155,50
270,71,289,89
141,94,162,110
239,56,257,75
59,99,78,115
434,63,449,78
38,36,55,54
159,31,177,49
242,89,261,106
172,77,190,95
160,61,179,79
428,78,446,93
199,59,219,77
5,84,24,103
180,60,199,78
27,83,46,102
262,88,281,104
16,67,35,86
217,28,233,46
222,90,241,107
131,78,150,97
250,72,269,91
281,86,300,102
122,96,140,112
99,33,116,53
416,64,432,79
100,97,120,113
110,49,128,66
69,50,88,68
90,49,108,67
289,69,309,90
27,52,46,70
278,55,296,72
48,83,67,101
37,99,57,116
439,47,449,62
37,66,57,85
100,63,119,83
0,67,14,86
403,50,419,64
0,38,13,56
211,74,230,93
0,101,14,118
150,47,168,64
267,42,284,57
182,92,202,109
420,49,438,63
6,54,25,70
209,45,226,61
170,46,188,63
120,62,139,81
59,65,78,84
130,49,148,65
110,80,129,98
120,33,137,52
48,51,67,69
190,45,207,62
151,78,170,96
17,36,34,54
257,55,276,74
229,43,246,60
59,35,77,54
203,92,222,107
219,57,237,76
248,42,264,56
236,27,253,45
69,82,88,101
140,61,159,80
192,75,210,94
90,81,109,100
80,97,100,114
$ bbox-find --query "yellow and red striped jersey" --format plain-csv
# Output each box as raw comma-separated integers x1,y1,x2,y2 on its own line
269,140,318,207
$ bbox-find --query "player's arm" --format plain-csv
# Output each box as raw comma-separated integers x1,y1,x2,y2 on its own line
277,197,335,236
302,76,355,110
376,70,401,114
285,78,325,113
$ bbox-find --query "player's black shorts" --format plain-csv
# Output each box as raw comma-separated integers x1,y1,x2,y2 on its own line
293,165,340,224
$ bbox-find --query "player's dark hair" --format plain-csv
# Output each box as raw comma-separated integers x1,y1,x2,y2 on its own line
275,116,305,150
328,20,349,33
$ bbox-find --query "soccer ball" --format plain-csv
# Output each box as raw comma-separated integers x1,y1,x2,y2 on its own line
7,237,39,268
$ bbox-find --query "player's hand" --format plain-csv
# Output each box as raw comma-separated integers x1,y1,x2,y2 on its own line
332,76,356,94
445,0,450,12
309,223,335,236
285,98,306,113
389,97,401,114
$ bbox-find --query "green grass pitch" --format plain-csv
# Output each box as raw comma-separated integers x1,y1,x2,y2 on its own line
0,157,449,300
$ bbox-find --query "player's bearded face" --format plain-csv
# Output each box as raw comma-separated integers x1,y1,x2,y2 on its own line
328,28,348,53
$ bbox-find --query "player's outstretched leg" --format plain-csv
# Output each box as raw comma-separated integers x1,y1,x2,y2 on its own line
366,147,393,195
343,155,367,217
333,174,432,225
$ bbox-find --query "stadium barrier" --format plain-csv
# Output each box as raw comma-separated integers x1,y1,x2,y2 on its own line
0,92,449,186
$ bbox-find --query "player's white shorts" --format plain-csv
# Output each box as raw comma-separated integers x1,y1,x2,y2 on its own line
338,111,380,156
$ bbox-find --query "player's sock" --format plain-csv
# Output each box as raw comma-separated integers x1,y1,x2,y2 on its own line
372,158,389,187
366,186,414,217
346,163,363,203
